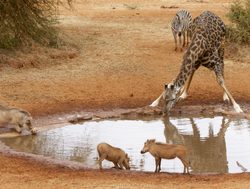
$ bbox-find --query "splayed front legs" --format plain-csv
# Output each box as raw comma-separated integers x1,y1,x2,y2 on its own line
216,75,243,113
179,71,194,100
150,92,164,107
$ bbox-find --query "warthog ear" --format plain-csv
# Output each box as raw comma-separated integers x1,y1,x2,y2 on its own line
150,139,156,143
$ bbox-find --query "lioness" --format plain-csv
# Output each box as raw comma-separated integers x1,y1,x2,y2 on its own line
0,105,37,134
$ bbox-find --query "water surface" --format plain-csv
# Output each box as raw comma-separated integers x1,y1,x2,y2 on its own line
1,116,250,174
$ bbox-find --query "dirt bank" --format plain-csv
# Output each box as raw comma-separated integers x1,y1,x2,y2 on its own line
0,0,250,188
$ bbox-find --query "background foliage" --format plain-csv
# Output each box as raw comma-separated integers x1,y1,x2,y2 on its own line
226,0,250,44
0,0,72,49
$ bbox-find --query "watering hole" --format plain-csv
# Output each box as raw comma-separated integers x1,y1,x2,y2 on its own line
0,116,250,174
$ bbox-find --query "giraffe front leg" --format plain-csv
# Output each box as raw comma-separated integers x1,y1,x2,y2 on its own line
223,92,230,104
154,157,161,173
179,90,188,100
150,92,164,107
216,75,243,113
179,71,194,101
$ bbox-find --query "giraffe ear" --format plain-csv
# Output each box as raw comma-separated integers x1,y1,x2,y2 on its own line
164,83,168,90
165,83,174,90
170,84,174,90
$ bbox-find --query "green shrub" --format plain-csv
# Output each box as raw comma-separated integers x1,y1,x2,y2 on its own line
0,1,72,49
226,0,250,44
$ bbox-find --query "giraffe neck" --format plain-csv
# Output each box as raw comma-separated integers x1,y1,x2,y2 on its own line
173,47,199,93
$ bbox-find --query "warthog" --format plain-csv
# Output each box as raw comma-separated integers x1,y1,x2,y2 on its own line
140,139,190,173
97,143,130,170
0,105,37,134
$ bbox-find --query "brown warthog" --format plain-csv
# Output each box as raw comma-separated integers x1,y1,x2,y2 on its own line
140,139,190,173
97,143,130,170
0,105,37,134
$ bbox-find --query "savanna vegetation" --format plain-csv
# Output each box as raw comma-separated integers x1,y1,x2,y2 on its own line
0,0,72,49
226,0,250,44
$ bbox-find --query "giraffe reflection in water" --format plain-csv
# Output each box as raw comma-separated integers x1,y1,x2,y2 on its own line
162,115,230,174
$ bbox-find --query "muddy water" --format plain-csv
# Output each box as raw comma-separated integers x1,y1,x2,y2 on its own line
1,116,250,174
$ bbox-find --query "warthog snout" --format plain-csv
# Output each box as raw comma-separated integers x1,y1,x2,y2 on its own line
126,166,130,170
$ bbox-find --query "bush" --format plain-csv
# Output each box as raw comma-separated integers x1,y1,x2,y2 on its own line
0,0,72,49
226,0,250,44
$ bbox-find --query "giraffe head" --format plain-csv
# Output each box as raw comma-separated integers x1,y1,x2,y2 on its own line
163,83,179,113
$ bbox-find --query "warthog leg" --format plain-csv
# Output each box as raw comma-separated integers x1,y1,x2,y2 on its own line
118,160,124,170
159,158,162,172
98,154,106,169
180,158,190,174
154,157,161,173
112,162,120,169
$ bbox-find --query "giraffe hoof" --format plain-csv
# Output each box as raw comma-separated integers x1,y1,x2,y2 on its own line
179,92,188,101
234,104,243,113
223,93,230,104
149,101,159,107
223,100,230,106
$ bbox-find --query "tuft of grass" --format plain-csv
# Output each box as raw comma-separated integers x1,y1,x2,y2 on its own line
225,0,250,44
123,4,138,10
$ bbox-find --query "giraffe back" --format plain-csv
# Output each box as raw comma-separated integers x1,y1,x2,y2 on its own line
189,11,226,50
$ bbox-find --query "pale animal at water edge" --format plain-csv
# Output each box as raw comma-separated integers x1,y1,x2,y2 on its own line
0,105,37,134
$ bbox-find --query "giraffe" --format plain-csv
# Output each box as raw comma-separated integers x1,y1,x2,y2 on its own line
150,11,243,114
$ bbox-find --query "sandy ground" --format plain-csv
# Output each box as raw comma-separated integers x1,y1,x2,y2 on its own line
0,0,250,188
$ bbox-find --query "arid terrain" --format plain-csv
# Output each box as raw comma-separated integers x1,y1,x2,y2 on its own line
0,0,250,188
